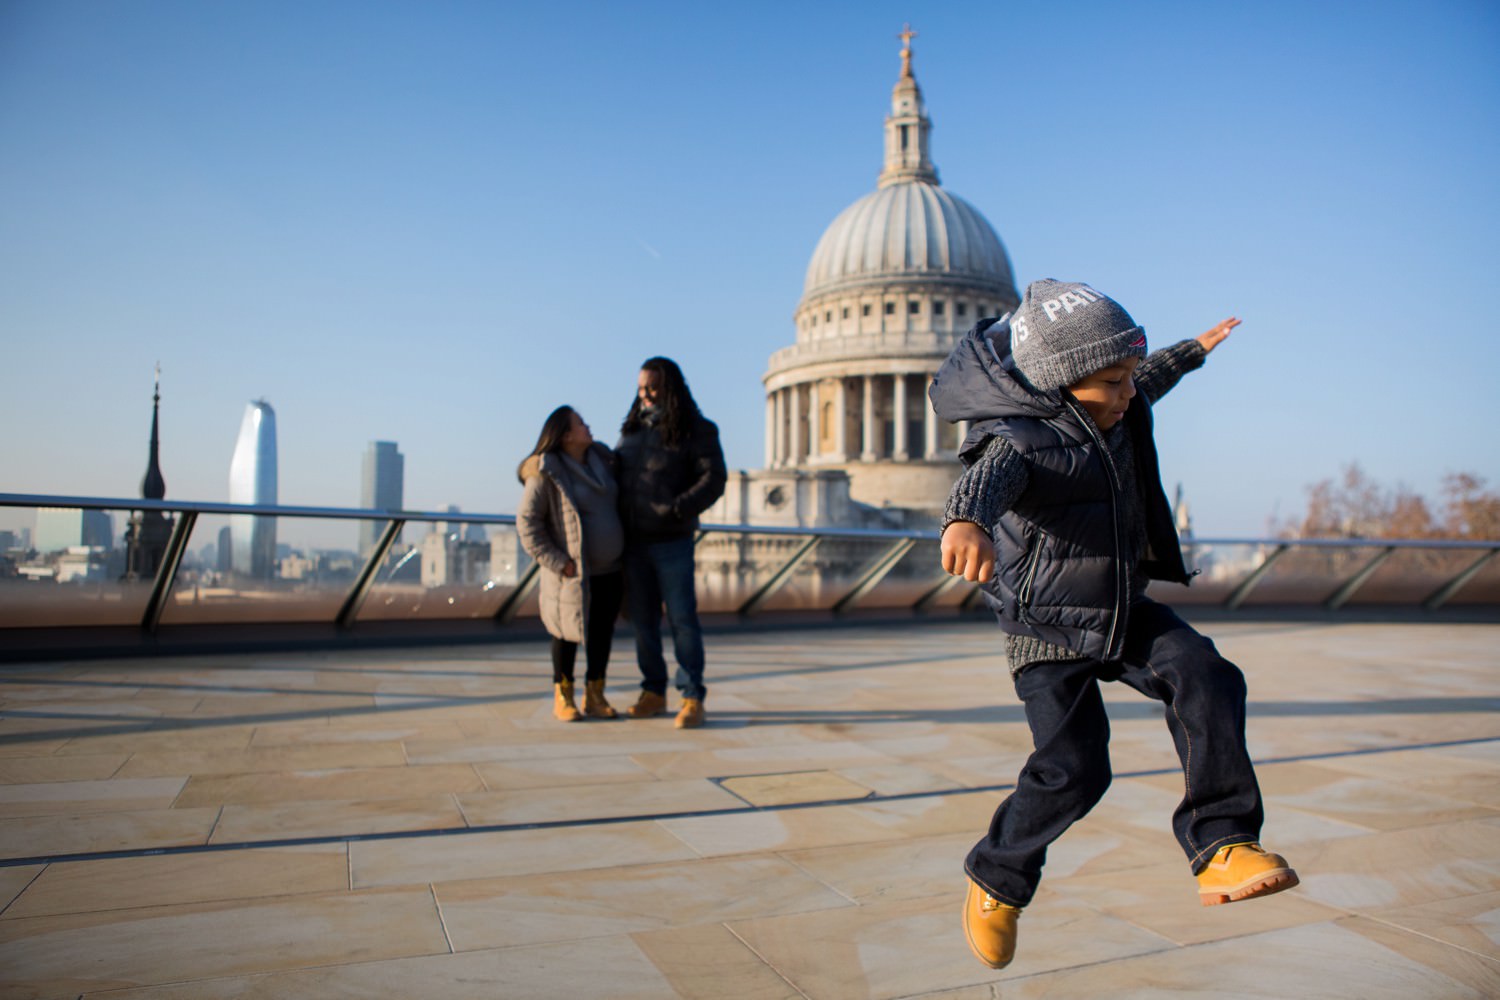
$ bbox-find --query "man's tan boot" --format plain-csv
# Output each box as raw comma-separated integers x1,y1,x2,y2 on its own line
674,697,705,729
962,879,1020,969
582,679,618,719
628,690,666,719
552,681,581,722
1196,842,1298,905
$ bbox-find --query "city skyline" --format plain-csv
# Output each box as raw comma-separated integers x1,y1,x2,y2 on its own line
1,1,1497,543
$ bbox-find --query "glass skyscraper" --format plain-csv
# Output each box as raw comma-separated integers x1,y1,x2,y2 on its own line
228,400,277,578
359,441,404,556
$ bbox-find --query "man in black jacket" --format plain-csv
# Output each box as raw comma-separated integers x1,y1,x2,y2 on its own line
615,356,726,729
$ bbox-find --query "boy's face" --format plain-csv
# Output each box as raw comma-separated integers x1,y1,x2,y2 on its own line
1067,358,1140,430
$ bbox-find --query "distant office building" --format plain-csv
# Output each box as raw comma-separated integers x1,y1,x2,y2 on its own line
56,546,110,583
35,508,113,554
123,368,175,581
358,441,404,557
488,526,530,585
228,400,278,578
420,526,490,588
441,505,488,544
216,525,233,574
417,510,492,587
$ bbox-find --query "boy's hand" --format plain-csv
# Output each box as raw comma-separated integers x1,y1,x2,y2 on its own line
941,521,995,583
1196,317,1240,353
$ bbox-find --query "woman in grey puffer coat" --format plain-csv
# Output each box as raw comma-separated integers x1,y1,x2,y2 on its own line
516,406,626,721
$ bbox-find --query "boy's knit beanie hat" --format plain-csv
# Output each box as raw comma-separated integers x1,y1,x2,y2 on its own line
1009,279,1147,391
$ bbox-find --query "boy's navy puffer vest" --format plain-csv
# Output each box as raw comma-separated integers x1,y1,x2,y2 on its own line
932,319,1191,662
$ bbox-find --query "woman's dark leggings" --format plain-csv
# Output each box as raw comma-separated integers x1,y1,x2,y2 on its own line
550,570,625,684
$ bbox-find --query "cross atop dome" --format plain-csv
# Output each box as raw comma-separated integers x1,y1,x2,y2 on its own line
899,23,917,78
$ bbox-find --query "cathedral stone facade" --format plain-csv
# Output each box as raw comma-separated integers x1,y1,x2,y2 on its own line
710,34,1019,533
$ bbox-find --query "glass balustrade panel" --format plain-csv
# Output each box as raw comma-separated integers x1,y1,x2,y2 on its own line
157,514,357,625
354,523,532,622
833,538,955,611
0,505,158,627
1213,543,1383,607
1321,545,1497,605
692,532,824,613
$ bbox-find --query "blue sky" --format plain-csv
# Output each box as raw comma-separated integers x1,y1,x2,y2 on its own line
2,0,1497,547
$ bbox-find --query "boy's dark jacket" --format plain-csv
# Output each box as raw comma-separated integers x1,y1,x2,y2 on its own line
931,318,1191,661
615,415,727,543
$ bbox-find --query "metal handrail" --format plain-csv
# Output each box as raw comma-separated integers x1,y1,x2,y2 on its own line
2,494,1498,636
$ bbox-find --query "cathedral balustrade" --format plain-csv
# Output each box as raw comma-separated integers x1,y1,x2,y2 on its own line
767,331,957,371
1,491,1497,661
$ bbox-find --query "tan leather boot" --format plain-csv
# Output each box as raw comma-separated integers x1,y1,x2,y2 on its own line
962,879,1020,969
628,690,666,718
552,681,580,722
582,679,618,719
674,697,705,729
1196,842,1298,905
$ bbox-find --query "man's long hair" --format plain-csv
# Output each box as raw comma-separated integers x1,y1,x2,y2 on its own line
621,356,701,447
517,405,576,484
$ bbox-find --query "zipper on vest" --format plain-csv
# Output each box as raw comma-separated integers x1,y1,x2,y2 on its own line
1067,398,1127,660
1016,530,1044,624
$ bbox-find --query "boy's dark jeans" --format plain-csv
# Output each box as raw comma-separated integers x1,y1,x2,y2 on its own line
966,599,1265,908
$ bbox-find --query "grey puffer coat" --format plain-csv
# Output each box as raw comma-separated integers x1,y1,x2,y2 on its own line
516,443,618,643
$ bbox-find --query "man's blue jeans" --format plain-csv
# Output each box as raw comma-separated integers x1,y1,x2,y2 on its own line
966,599,1265,908
623,536,706,701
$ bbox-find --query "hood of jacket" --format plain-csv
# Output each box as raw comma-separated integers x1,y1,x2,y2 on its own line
930,318,1067,431
520,446,609,492
519,453,543,484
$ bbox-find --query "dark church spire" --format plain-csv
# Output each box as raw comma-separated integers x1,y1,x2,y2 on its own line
141,363,166,500
123,364,173,582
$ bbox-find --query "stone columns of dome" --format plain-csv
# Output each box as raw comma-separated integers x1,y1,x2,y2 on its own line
861,376,876,461
807,381,821,463
834,378,849,460
771,390,783,467
958,420,971,452
893,374,909,461
780,389,790,467
788,384,803,465
924,374,939,459
765,394,776,468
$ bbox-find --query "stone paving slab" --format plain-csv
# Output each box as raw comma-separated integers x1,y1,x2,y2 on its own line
0,619,1496,998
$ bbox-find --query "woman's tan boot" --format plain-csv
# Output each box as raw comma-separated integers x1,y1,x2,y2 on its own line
553,681,581,722
583,679,618,719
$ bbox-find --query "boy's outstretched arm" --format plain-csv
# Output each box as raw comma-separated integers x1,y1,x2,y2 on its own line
1134,317,1241,405
939,435,1028,584
1196,316,1240,353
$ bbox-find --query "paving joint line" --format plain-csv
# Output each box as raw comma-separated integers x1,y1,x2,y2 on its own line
4,733,1496,870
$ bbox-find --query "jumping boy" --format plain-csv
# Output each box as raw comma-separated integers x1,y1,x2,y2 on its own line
930,279,1298,970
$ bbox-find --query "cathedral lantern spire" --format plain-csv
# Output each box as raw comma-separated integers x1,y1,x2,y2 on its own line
878,24,939,189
